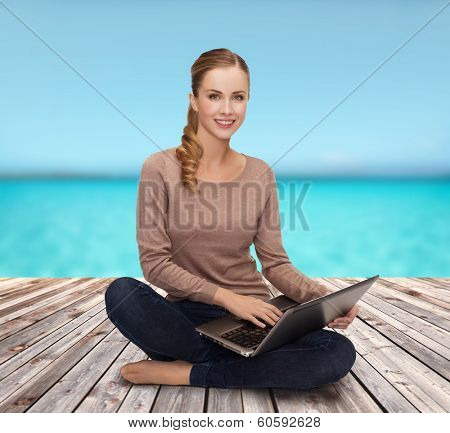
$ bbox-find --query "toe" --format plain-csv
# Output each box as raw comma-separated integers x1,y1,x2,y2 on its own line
120,364,137,383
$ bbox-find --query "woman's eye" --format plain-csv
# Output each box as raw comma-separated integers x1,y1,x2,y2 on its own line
209,94,245,100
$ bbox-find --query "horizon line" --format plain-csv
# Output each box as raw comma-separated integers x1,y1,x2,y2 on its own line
0,173,449,180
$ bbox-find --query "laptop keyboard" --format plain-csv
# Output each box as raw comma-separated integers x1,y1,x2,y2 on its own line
220,322,275,348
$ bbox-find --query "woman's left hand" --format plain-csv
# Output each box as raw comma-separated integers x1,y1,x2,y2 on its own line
327,305,359,330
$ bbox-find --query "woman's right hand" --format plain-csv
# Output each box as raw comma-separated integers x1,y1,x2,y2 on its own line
222,292,284,328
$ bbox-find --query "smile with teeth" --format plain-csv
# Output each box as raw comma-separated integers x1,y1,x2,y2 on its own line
215,119,235,126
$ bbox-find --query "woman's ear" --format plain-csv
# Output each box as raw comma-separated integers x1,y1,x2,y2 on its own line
189,92,198,112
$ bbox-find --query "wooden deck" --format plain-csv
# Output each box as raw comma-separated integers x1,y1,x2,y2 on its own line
0,276,448,413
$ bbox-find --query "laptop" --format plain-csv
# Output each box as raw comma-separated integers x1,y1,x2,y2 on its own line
196,275,379,357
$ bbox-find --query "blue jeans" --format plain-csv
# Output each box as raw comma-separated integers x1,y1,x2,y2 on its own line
104,277,356,390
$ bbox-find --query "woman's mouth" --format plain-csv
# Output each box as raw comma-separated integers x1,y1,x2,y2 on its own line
215,119,235,128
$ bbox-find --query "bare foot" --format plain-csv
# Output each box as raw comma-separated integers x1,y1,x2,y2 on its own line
120,359,193,385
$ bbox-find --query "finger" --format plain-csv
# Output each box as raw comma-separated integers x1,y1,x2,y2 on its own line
351,307,359,318
349,306,358,317
345,310,354,319
332,319,350,327
343,308,352,317
266,304,284,318
273,306,284,318
336,324,348,330
256,311,276,327
263,309,281,325
249,315,267,328
330,323,348,329
329,320,346,327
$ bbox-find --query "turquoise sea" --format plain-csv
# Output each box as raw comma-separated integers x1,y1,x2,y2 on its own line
0,178,449,277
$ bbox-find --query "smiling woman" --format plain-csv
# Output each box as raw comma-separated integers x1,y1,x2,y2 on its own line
177,49,251,189
104,48,357,391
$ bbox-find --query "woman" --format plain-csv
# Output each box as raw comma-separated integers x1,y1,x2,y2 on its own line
104,48,358,389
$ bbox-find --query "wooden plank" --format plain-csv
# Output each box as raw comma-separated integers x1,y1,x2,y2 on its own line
75,343,148,413
0,278,69,302
0,279,54,303
351,321,449,412
273,384,352,413
0,278,66,299
322,279,450,413
0,306,109,404
0,317,115,412
0,284,105,361
151,386,206,413
335,291,448,376
320,279,449,373
347,352,417,412
383,277,450,304
323,279,449,350
349,322,445,413
0,278,86,305
341,277,449,331
206,388,243,412
324,279,449,358
0,277,34,287
0,278,112,341
378,278,450,309
413,278,450,290
242,389,275,413
0,282,104,347
0,301,105,380
273,368,383,413
0,278,31,291
334,368,383,413
118,366,159,413
0,278,109,325
331,366,384,412
0,278,85,310
0,278,41,294
27,328,129,413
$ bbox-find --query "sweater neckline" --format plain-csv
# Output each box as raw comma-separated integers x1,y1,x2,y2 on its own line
196,153,249,184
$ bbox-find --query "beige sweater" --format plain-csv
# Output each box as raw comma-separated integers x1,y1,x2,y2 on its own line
136,146,332,305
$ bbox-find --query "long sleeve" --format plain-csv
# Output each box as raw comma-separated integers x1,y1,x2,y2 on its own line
136,156,222,305
253,167,333,304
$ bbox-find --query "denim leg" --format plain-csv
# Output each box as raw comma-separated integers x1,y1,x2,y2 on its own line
190,329,357,390
105,277,357,390
104,277,231,362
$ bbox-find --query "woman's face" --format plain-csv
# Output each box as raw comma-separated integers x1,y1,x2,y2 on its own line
189,66,249,139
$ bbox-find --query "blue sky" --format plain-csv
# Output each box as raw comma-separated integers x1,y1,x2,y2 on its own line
1,0,449,177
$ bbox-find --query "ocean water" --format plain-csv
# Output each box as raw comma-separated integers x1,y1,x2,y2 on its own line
0,178,449,277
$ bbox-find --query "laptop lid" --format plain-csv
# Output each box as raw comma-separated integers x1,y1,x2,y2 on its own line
251,275,379,356
196,275,379,357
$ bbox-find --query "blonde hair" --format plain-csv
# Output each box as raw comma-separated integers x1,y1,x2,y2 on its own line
175,48,250,194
